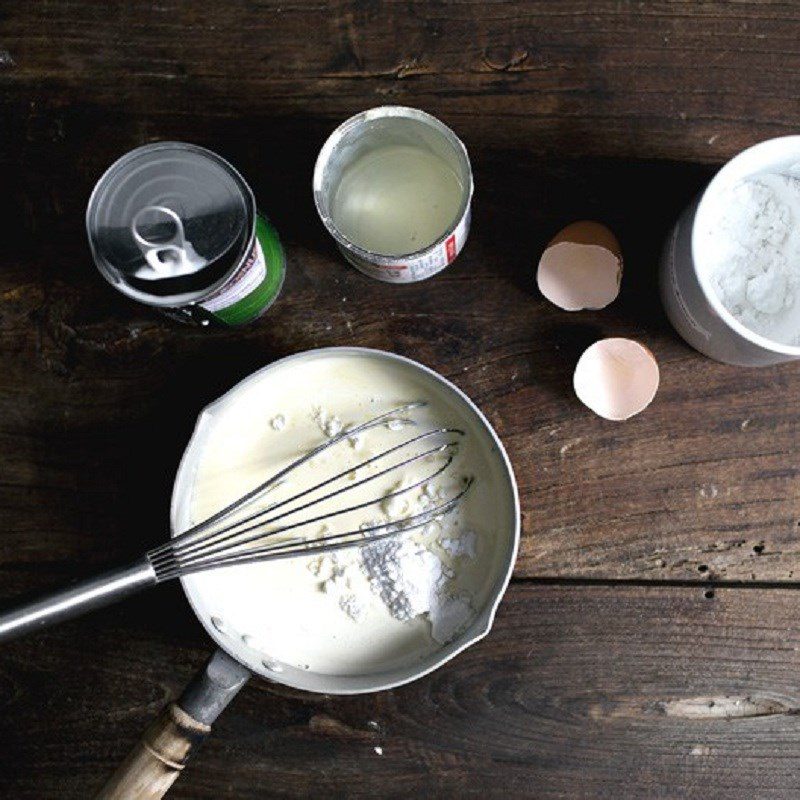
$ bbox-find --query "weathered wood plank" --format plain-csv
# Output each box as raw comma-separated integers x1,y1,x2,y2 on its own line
2,2,800,582
0,150,797,583
2,1,800,163
3,2,800,797
1,4,799,583
3,583,800,798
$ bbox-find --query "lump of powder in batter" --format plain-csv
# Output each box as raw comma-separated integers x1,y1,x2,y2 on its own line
360,536,475,644
361,539,442,621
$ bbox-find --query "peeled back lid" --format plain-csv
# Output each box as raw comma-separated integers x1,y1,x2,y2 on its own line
86,142,254,306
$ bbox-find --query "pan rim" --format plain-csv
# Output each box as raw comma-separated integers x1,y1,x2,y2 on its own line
170,346,520,695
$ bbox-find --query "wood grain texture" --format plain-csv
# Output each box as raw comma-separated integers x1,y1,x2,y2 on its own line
0,145,797,583
1,0,798,163
3,1,800,797
3,583,800,798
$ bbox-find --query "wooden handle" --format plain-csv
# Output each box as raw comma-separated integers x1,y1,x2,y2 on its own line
95,703,210,799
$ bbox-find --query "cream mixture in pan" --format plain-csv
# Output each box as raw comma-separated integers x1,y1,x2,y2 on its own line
179,351,515,676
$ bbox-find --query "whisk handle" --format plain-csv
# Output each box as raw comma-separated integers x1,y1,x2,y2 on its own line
0,557,156,643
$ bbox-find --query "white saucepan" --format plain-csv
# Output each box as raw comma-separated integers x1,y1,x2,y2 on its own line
97,347,520,798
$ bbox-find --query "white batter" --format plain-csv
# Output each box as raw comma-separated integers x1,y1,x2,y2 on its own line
176,351,515,677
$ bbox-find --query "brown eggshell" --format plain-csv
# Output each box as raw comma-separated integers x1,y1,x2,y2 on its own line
537,221,623,311
573,338,659,421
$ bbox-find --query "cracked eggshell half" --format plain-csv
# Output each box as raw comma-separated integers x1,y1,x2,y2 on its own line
573,338,659,421
537,221,623,311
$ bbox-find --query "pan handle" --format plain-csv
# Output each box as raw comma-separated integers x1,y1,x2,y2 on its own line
95,702,210,800
96,649,251,799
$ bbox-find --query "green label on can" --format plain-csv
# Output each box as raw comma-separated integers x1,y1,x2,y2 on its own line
200,216,285,326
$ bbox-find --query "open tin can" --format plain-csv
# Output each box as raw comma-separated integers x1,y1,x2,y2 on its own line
313,107,474,283
86,142,285,326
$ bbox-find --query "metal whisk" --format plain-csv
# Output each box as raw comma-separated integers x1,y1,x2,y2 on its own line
0,402,472,643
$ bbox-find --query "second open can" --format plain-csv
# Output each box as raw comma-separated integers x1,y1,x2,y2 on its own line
313,106,474,283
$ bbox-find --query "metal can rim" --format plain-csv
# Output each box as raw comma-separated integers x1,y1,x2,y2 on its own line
312,106,474,265
86,141,257,308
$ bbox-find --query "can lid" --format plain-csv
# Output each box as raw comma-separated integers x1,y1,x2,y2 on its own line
86,142,254,306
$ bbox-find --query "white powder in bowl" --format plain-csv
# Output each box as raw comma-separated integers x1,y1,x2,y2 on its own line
702,173,800,345
360,536,475,644
181,350,517,678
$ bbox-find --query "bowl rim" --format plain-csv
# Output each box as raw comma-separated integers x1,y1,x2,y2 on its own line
170,346,521,695
691,135,800,356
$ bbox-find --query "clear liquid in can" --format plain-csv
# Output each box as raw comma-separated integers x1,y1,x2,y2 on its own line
330,144,463,257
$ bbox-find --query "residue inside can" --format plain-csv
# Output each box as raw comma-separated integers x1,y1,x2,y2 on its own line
332,143,463,256
314,107,473,283
86,142,285,326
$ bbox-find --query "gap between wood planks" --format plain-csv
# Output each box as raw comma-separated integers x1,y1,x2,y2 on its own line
510,574,800,592
506,576,800,722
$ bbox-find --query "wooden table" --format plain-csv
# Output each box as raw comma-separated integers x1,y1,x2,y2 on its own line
2,2,800,797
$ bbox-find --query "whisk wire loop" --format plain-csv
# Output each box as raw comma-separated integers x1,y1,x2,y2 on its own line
150,426,462,565
156,478,474,580
148,403,472,582
170,401,427,543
